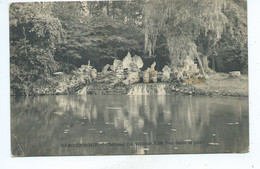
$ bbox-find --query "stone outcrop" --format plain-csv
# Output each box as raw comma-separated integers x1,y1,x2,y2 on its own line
110,59,123,72
55,63,97,95
148,62,157,83
102,64,111,76
91,69,97,79
123,62,140,85
120,52,144,85
173,57,200,81
143,62,158,83
229,71,241,78
132,55,144,69
122,52,132,69
161,65,171,82
143,71,150,83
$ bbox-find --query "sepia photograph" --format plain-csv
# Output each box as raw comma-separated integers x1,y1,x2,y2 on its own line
10,0,248,157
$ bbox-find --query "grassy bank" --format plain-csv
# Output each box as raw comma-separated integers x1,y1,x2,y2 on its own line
178,73,248,97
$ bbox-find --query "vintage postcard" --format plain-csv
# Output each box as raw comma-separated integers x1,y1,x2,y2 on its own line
10,0,248,156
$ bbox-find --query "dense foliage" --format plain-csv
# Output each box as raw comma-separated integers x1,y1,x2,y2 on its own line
10,0,247,95
10,3,64,95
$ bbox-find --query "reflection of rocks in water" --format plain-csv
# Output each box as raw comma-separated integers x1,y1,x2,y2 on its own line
11,95,248,156
127,83,168,95
128,84,148,95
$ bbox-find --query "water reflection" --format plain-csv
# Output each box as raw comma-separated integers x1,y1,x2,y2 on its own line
11,95,249,156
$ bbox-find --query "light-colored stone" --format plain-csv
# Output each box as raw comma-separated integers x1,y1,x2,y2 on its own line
151,62,156,70
189,64,199,74
129,62,139,72
132,55,144,69
102,64,110,76
148,62,157,83
91,68,97,79
115,66,124,79
162,65,171,82
229,71,241,78
150,70,157,83
111,59,123,72
143,71,149,83
123,72,139,85
122,52,132,69
172,57,201,80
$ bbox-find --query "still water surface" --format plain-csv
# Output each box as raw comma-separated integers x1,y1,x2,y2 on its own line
11,94,248,156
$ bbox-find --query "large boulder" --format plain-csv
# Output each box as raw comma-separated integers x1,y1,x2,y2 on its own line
111,59,123,72
110,59,125,80
151,62,156,70
149,70,157,83
123,63,140,85
143,71,150,83
102,64,110,76
129,62,139,72
143,62,158,83
91,68,97,79
122,52,132,69
229,71,241,78
132,55,144,69
172,58,201,80
115,66,124,79
161,65,171,82
189,64,200,74
123,72,139,85
149,62,157,83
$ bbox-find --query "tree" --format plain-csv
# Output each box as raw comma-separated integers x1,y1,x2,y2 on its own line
53,1,144,71
142,0,247,76
10,2,64,95
214,0,248,73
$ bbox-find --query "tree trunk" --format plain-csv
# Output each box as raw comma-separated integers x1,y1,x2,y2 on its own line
195,55,206,78
201,55,209,71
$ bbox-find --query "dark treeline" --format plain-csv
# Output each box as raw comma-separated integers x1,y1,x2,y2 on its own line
10,0,247,94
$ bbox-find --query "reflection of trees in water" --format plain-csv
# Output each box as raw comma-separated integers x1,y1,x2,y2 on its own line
11,96,67,156
198,98,248,153
11,95,248,156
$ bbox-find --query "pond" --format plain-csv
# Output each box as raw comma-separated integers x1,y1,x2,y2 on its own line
11,94,249,156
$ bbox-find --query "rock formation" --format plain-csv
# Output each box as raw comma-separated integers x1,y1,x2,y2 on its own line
110,59,122,72
143,71,150,83
122,52,132,69
173,57,200,81
229,71,241,78
161,65,171,82
123,62,140,85
132,55,144,69
102,64,110,76
148,62,157,83
120,52,144,85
